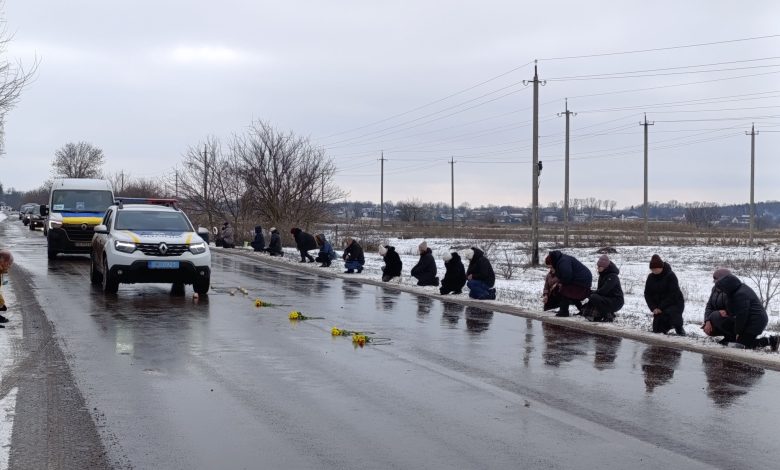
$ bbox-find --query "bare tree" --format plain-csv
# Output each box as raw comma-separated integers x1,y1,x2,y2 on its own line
116,177,166,198
51,142,105,178
726,249,780,311
174,137,221,231
684,202,719,228
397,198,424,222
235,121,345,235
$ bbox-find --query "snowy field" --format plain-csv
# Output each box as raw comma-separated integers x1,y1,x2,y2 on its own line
229,235,780,349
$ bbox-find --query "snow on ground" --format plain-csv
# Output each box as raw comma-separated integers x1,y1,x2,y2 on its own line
227,234,780,356
0,213,6,223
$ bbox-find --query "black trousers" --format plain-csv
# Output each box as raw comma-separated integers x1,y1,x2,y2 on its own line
299,249,314,261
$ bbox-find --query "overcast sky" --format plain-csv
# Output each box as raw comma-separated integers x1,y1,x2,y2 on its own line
2,1,780,208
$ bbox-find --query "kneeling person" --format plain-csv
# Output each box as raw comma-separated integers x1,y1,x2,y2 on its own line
585,255,624,322
465,247,496,300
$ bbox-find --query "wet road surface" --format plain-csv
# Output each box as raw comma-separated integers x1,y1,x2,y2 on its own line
2,219,779,469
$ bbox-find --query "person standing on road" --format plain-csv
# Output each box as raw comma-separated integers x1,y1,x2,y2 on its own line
439,250,466,295
0,249,14,325
715,273,779,351
545,250,591,316
465,247,496,300
290,228,316,262
411,241,439,287
644,254,686,336
220,222,235,249
342,237,365,273
314,234,337,267
702,268,734,345
584,254,624,322
250,226,266,252
267,227,283,256
379,244,402,282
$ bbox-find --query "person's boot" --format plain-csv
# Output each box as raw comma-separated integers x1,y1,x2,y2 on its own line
555,309,570,317
0,315,8,323
487,288,496,300
769,335,780,352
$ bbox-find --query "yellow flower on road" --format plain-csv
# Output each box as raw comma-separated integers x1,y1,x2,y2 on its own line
331,327,342,336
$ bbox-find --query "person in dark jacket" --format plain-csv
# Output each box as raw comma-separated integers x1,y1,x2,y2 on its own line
342,237,365,273
290,227,316,262
716,273,779,350
545,250,591,316
411,241,439,286
542,267,561,311
314,234,337,267
644,254,686,335
702,268,734,344
584,254,624,322
379,245,402,282
439,251,466,295
267,227,283,256
250,226,265,252
465,247,496,300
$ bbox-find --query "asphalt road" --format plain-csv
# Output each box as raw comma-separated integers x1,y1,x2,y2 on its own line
1,217,779,469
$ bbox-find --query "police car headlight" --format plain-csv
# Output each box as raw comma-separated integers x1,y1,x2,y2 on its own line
114,240,136,253
189,242,207,254
48,220,62,230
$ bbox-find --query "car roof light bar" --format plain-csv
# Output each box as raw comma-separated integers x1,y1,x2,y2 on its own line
114,198,179,210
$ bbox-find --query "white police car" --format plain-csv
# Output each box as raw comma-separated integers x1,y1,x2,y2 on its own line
90,198,211,294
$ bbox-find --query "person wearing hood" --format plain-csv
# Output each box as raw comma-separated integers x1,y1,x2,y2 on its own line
715,273,779,351
439,251,466,295
702,268,734,344
411,242,439,286
220,221,235,249
290,227,317,262
342,237,365,273
584,255,624,322
465,247,496,300
644,254,686,335
250,226,266,252
314,234,337,267
267,227,283,257
379,245,402,282
544,250,591,316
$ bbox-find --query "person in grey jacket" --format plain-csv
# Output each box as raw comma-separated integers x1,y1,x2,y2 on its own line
716,273,779,350
267,227,283,257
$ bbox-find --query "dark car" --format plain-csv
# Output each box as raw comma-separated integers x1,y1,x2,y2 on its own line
28,204,45,231
18,203,35,221
21,204,36,225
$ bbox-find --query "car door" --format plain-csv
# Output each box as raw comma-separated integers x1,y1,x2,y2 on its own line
93,208,113,269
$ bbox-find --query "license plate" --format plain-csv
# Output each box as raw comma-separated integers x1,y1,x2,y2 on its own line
148,261,180,269
75,242,92,247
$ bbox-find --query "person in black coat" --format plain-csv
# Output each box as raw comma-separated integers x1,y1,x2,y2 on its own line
585,254,624,322
545,250,591,316
644,254,686,335
440,251,466,295
250,225,265,252
411,242,438,286
379,245,402,282
702,268,734,344
465,247,496,300
290,227,316,262
342,237,365,273
716,273,779,350
267,227,283,256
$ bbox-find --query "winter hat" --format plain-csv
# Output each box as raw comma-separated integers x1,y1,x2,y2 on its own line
442,252,453,262
270,227,277,232
597,254,610,268
419,241,428,252
544,253,553,266
378,245,388,256
290,228,297,234
464,248,475,261
649,254,664,269
713,267,732,281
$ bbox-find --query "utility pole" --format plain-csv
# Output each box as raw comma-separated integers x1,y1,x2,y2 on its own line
119,170,125,193
175,170,179,198
558,98,576,247
379,151,386,228
203,144,212,230
746,123,758,245
449,157,456,236
640,114,654,244
523,61,545,265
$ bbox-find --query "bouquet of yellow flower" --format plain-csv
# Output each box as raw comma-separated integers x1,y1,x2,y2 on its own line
288,310,324,321
255,298,274,307
351,333,392,348
331,327,376,337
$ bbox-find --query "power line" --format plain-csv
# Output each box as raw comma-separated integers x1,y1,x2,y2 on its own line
547,58,780,81
538,33,780,61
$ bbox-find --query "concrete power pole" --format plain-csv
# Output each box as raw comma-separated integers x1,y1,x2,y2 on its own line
523,62,545,265
558,98,576,247
449,157,456,236
640,114,654,244
746,123,758,245
380,151,386,228
203,144,212,230
175,170,179,198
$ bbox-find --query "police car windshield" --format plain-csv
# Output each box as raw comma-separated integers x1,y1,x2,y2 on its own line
115,211,193,232
51,190,114,213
